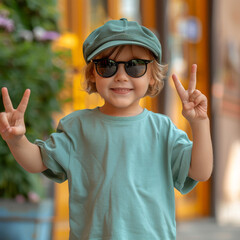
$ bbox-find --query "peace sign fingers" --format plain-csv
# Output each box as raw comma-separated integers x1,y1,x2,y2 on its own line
0,88,30,140
1,87,30,114
172,64,198,102
172,64,209,122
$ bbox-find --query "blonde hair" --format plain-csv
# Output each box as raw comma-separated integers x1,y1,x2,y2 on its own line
146,60,168,97
83,47,168,97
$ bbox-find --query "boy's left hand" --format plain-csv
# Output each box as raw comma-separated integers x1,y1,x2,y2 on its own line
172,64,208,123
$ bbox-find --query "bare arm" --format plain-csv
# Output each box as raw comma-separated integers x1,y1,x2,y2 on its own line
172,64,213,181
0,87,47,173
189,118,213,181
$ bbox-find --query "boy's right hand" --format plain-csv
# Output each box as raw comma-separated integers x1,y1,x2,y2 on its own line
0,87,30,143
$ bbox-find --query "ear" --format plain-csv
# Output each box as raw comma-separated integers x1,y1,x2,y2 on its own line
89,64,96,82
90,75,96,83
149,77,155,86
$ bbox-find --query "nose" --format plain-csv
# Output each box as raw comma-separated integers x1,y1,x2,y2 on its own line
114,64,128,82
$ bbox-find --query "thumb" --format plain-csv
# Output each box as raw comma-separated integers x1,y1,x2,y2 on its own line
1,126,25,142
9,125,26,136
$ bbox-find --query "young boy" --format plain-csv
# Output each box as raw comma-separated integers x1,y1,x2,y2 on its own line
0,18,213,239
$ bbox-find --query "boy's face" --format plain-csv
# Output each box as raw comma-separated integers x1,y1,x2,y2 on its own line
92,45,154,116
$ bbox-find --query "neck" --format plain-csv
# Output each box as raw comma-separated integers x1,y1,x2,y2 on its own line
99,105,144,117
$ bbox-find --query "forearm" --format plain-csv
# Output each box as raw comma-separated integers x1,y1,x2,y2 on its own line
188,118,213,181
6,135,47,173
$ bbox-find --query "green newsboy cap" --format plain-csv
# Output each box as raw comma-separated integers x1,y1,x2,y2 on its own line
83,18,162,63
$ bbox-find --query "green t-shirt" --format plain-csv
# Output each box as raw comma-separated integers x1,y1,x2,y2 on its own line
35,108,197,240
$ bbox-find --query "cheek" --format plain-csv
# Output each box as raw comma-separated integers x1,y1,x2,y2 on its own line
143,71,154,88
92,71,104,89
95,78,109,94
134,79,151,95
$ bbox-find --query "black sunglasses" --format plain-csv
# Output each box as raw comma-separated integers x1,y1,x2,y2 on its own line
91,58,153,78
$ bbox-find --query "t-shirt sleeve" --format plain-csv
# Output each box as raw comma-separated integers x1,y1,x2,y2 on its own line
168,119,198,194
35,120,71,183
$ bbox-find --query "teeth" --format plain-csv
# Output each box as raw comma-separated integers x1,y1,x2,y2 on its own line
112,88,131,93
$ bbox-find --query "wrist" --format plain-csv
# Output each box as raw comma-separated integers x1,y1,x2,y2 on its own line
6,134,26,148
189,117,210,132
189,116,209,126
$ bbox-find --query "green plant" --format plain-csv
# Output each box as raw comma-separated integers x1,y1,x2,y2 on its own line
0,0,68,201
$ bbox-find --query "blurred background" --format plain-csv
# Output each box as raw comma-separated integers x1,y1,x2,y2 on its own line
0,0,239,239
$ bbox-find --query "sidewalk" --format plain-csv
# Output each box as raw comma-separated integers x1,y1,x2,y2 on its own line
177,218,240,240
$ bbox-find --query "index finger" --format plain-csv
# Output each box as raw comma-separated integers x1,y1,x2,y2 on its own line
17,89,31,113
188,64,197,93
172,74,187,102
1,87,14,112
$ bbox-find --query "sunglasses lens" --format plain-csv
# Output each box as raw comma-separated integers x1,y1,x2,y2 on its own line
96,59,117,77
125,60,147,78
94,59,150,78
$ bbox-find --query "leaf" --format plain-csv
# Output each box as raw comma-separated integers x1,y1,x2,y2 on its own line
0,0,71,200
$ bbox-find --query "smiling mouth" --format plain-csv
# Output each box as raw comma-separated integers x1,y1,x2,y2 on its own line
110,88,133,94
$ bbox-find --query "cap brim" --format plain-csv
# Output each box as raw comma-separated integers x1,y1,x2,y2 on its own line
87,40,160,63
